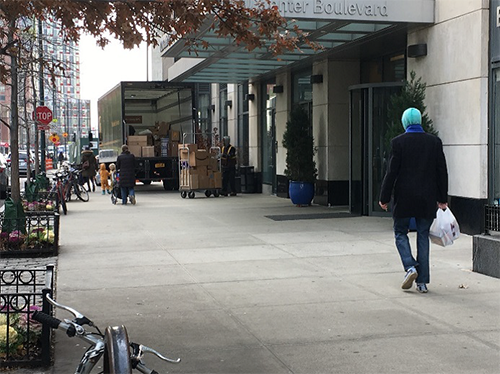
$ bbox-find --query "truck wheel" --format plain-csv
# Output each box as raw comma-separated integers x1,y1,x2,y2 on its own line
188,191,195,199
205,190,211,197
181,191,187,199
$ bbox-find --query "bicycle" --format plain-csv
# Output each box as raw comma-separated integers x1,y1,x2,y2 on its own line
66,168,90,202
61,163,90,202
32,294,180,374
47,172,68,215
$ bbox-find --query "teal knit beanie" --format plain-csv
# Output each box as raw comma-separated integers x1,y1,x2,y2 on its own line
401,107,422,130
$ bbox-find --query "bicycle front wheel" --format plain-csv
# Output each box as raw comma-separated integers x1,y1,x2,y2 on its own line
74,182,89,202
103,325,132,374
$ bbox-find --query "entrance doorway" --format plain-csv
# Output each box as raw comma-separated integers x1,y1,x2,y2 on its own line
349,83,403,216
262,83,277,193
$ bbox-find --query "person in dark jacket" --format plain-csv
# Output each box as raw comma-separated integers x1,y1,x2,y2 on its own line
81,147,97,192
116,144,136,205
221,136,237,196
379,108,448,293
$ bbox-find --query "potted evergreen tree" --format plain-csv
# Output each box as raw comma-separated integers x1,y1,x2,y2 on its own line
385,71,438,149
282,106,317,206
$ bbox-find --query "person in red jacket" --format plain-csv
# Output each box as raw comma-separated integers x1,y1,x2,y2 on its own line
379,108,448,293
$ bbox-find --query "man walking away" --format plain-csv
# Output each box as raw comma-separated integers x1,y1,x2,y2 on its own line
379,107,448,293
116,145,136,205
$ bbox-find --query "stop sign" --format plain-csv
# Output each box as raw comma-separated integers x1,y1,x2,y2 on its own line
35,106,53,125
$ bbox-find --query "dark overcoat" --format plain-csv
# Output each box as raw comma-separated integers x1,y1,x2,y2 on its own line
116,151,136,188
379,132,448,219
80,150,97,178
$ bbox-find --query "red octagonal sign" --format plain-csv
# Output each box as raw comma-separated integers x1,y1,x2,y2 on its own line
35,106,53,125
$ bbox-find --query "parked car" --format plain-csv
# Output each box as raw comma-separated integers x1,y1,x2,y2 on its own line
7,151,34,177
0,153,9,199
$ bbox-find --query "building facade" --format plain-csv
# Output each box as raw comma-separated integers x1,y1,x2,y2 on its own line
159,0,497,235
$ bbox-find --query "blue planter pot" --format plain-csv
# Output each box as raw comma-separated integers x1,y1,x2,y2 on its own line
289,181,314,206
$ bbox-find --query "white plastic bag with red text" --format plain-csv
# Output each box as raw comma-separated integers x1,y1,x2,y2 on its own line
429,208,460,247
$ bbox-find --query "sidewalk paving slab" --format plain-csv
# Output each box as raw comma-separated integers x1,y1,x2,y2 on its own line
7,184,500,374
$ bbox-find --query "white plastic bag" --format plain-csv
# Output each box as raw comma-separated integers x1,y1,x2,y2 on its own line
429,208,460,247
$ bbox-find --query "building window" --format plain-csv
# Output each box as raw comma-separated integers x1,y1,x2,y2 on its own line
492,67,500,203
219,83,228,137
196,83,211,136
292,69,312,104
261,82,276,186
237,83,249,166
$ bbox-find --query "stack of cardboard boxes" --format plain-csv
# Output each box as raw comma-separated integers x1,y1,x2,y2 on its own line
126,121,181,157
179,143,221,190
127,135,153,157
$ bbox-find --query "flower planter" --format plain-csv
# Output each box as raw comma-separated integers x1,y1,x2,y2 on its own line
289,181,314,206
0,266,55,368
0,211,59,258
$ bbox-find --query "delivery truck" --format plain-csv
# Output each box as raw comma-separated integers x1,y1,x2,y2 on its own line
98,81,196,190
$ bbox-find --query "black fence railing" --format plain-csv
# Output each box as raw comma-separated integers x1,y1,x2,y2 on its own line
0,211,59,258
485,205,500,233
0,265,55,368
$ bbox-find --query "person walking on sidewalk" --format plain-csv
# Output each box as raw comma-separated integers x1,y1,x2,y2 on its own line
81,146,97,192
99,163,111,195
116,145,136,205
221,136,237,196
379,107,448,293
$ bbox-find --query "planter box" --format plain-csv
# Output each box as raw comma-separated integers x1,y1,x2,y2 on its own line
0,211,59,258
0,265,55,368
473,235,500,279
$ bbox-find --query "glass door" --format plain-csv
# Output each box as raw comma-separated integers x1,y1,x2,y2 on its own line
262,83,277,192
349,83,402,216
491,67,500,203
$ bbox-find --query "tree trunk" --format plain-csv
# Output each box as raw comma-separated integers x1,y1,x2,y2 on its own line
8,20,20,203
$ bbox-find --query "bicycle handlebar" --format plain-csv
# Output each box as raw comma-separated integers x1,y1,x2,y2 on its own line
32,310,76,337
45,294,86,320
32,310,61,329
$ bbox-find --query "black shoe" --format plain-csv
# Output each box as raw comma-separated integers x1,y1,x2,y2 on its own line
230,192,237,196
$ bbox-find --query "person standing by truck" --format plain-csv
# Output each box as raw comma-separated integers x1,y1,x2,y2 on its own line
116,144,136,205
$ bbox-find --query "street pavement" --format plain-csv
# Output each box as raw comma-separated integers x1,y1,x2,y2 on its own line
9,183,500,373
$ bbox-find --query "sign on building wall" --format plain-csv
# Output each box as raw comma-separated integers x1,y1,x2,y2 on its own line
244,0,434,23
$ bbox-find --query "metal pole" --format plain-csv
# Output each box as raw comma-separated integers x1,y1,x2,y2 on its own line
38,20,46,172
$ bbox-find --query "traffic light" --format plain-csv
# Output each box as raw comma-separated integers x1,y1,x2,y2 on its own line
71,133,76,142
89,132,93,142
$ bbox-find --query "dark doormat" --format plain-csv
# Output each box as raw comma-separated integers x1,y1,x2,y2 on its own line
265,212,355,221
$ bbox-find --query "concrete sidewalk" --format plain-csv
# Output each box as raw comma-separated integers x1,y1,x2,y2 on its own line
13,184,500,373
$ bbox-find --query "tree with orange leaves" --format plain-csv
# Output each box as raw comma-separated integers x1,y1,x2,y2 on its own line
0,0,311,202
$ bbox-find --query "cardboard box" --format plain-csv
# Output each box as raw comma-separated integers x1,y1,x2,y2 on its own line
209,171,222,189
208,156,219,170
168,141,179,157
155,122,170,137
178,143,197,160
142,146,155,157
129,135,154,146
190,165,208,175
128,145,142,157
180,169,189,187
192,149,210,167
169,130,180,142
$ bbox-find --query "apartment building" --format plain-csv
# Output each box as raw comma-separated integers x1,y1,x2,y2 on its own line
156,0,499,236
